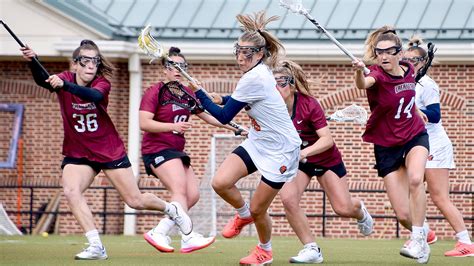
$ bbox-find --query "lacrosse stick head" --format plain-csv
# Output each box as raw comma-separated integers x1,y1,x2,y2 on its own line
279,0,308,15
329,104,368,125
138,24,166,63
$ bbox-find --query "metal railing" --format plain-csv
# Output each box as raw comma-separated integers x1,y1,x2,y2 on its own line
1,185,472,237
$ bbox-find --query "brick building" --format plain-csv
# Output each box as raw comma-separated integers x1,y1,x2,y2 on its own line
0,0,472,239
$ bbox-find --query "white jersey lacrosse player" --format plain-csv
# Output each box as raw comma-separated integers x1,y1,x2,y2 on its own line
415,75,455,169
232,63,301,183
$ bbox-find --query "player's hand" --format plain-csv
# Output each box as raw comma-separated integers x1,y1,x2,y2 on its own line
299,149,308,162
209,92,222,104
20,45,36,61
417,109,428,124
173,121,192,134
187,79,201,92
352,58,366,72
46,75,64,89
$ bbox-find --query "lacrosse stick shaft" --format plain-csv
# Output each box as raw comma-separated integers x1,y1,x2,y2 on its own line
1,20,50,76
298,12,370,75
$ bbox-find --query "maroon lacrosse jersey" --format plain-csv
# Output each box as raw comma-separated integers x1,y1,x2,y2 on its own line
56,71,126,162
363,62,425,146
140,81,194,155
293,93,343,167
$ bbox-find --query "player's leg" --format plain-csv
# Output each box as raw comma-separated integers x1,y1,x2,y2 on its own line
104,165,192,236
239,180,279,265
142,158,189,253
62,162,107,260
280,170,323,263
384,168,411,230
400,145,430,263
179,165,215,253
213,148,255,238
318,170,373,236
426,168,474,256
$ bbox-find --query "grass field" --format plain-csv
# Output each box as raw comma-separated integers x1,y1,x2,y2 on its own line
0,235,471,265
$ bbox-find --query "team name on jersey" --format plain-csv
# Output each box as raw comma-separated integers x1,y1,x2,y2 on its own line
394,83,416,94
72,102,97,111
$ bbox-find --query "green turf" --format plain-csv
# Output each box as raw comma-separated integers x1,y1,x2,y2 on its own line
0,235,471,265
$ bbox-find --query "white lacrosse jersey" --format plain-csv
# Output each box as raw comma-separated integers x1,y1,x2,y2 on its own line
232,63,301,183
415,75,455,168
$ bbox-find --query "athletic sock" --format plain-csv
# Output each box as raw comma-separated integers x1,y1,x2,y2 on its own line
155,216,176,235
236,202,251,218
412,226,424,240
456,230,472,245
85,229,102,247
304,242,318,249
259,241,272,251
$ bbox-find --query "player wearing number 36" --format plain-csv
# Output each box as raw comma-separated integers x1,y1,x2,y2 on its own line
352,26,430,263
20,40,194,261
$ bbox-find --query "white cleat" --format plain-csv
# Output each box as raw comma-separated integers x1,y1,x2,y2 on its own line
74,244,108,260
167,201,193,235
289,246,324,264
143,229,174,252
180,232,215,253
357,201,374,236
400,234,430,264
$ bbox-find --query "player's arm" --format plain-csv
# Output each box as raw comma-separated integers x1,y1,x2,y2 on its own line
61,81,104,102
300,126,334,161
352,58,375,89
195,111,243,135
139,110,190,134
20,46,54,92
194,90,247,124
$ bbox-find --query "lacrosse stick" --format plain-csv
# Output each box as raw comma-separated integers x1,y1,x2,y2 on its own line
1,20,50,76
279,0,370,74
138,25,248,133
326,104,368,125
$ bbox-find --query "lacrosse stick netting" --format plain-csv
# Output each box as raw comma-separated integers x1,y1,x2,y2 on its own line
138,25,248,132
327,104,368,125
279,0,370,74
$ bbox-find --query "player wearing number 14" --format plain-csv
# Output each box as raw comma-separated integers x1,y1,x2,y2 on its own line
352,26,430,263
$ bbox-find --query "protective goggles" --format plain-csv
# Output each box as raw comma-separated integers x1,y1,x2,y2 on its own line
402,56,425,66
74,56,101,67
233,43,264,58
275,76,294,88
374,46,401,56
165,61,188,71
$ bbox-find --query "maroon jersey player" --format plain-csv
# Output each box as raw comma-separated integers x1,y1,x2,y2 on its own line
273,60,373,263
20,40,192,260
353,26,430,263
140,47,237,254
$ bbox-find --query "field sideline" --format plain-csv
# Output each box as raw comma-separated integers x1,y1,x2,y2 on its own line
0,235,471,265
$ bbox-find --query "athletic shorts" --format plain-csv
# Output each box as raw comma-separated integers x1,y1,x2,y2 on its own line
426,143,455,169
232,146,285,189
142,149,190,177
374,131,429,177
61,155,131,174
299,161,347,178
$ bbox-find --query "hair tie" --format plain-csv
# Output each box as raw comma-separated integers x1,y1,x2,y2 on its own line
382,30,396,35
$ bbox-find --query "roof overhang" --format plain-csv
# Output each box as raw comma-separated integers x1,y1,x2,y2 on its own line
52,39,474,65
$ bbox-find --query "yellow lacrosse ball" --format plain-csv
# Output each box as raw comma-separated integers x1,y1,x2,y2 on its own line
41,232,49,237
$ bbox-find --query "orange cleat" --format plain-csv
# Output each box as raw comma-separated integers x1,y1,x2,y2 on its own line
239,245,273,265
444,242,474,257
222,214,254,238
427,230,437,245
